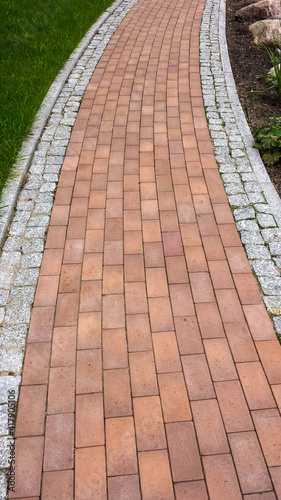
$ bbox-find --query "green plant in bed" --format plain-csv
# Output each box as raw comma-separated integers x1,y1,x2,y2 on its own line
262,46,281,98
254,117,281,166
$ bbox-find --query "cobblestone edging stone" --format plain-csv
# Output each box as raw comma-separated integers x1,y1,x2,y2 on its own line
0,0,138,495
0,0,135,248
200,0,281,337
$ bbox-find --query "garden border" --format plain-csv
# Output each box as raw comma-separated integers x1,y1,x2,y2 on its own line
0,0,126,248
200,0,281,334
219,0,281,228
0,0,138,495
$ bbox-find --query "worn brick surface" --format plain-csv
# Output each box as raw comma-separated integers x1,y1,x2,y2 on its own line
192,399,229,455
252,409,281,467
175,481,208,500
229,431,272,494
138,450,174,500
104,369,132,417
166,422,203,482
203,454,243,500
47,366,75,414
75,393,104,448
134,396,166,451
15,385,47,437
41,470,73,500
215,380,253,432
237,362,276,410
75,447,106,500
106,417,138,476
21,342,50,385
11,0,281,495
108,475,141,500
44,413,74,471
9,437,44,498
158,372,192,422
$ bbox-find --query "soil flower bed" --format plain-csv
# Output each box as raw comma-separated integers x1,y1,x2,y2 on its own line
226,0,281,193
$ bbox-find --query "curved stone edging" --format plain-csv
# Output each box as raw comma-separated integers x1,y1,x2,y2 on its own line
0,0,139,495
0,0,128,248
219,0,281,230
200,0,281,336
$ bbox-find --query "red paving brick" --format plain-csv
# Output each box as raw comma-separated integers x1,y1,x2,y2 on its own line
252,409,281,467
203,454,243,500
15,385,47,437
28,306,55,343
272,384,281,411
9,437,44,498
270,467,281,499
243,303,277,341
152,331,181,373
21,342,51,386
104,368,132,417
44,413,74,471
102,328,128,369
174,316,204,354
134,396,166,451
51,326,76,367
106,417,138,476
192,399,229,455
224,322,258,362
244,493,277,500
77,311,101,349
158,372,192,422
41,470,73,500
237,362,276,410
107,475,141,500
256,340,281,384
229,431,272,494
195,301,225,338
76,349,102,394
129,351,158,397
204,338,238,381
175,481,208,500
75,447,106,500
182,354,215,400
138,450,174,500
215,380,253,432
75,393,104,448
166,422,203,482
47,366,75,414
126,313,152,351
12,0,281,496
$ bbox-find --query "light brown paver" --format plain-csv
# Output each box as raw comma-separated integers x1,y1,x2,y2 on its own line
10,0,281,497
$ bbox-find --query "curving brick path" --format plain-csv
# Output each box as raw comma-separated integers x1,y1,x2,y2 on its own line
10,0,281,498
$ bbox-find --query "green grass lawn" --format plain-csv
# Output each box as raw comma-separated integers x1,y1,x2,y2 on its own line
0,0,114,194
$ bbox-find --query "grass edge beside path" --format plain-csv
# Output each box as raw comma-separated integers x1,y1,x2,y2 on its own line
0,0,114,196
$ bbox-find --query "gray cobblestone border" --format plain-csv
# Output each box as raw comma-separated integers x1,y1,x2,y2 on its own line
200,0,281,337
0,0,132,248
0,0,138,496
1,0,281,493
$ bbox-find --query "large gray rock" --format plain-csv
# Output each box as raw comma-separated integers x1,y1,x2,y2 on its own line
250,19,281,46
235,0,280,22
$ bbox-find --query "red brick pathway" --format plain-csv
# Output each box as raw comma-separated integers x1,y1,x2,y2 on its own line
11,0,281,497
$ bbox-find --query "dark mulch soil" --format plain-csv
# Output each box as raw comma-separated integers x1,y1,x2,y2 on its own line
226,0,281,194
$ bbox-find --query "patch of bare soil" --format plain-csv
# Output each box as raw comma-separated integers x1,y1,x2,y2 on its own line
226,0,281,194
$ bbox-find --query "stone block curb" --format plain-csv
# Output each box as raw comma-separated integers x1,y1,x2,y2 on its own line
0,0,139,495
0,0,127,248
200,0,281,336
